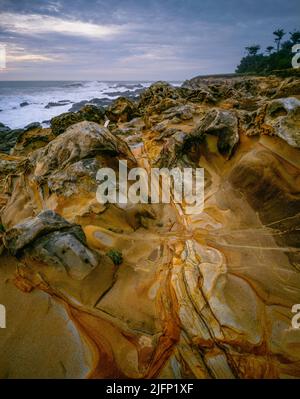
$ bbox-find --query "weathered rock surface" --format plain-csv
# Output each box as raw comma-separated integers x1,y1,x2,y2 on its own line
68,98,112,112
190,108,239,157
45,100,72,109
264,97,300,147
4,210,101,281
0,122,43,154
51,104,106,136
0,74,300,379
106,97,139,123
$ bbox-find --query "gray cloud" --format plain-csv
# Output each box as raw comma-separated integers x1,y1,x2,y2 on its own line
0,0,299,80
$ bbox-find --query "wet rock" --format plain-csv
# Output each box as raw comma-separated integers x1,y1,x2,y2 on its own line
0,122,47,156
45,100,72,109
0,122,10,133
0,126,23,154
68,98,111,112
115,83,143,89
102,89,143,98
24,122,42,131
20,101,29,107
68,100,89,112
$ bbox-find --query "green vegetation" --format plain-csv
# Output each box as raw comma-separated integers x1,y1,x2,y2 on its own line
106,249,123,265
236,29,300,74
0,224,4,233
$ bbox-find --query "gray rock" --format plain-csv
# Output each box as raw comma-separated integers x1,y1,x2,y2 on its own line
45,100,72,109
4,210,76,255
26,229,99,280
192,108,239,157
0,126,23,154
24,122,42,131
0,122,42,154
4,210,99,280
163,104,195,120
265,97,300,148
68,98,112,112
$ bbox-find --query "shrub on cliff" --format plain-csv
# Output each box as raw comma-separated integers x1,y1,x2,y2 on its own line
236,29,300,74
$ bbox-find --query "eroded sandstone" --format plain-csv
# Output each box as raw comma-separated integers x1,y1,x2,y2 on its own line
0,74,299,379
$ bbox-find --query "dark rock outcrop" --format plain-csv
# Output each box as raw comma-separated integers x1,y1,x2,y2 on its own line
50,104,106,136
45,100,72,109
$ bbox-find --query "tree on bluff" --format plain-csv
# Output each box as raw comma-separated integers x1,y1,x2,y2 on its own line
236,29,300,74
273,29,286,52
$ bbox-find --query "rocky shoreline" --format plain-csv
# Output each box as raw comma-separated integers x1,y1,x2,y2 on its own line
0,73,299,378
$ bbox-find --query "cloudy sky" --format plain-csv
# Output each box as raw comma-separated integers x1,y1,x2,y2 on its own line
0,0,299,80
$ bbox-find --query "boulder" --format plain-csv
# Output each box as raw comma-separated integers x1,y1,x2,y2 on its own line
178,87,217,104
50,104,106,136
190,108,239,157
31,121,136,180
138,81,180,110
264,97,300,148
162,104,195,121
12,126,54,156
79,104,106,123
4,210,100,280
68,98,111,112
106,97,139,123
45,100,72,109
50,111,81,136
4,210,76,255
0,125,23,154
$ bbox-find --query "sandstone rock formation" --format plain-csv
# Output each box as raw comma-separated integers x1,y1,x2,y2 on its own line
106,97,139,123
51,104,106,136
0,74,299,379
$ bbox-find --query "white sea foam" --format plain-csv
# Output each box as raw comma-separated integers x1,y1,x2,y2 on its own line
0,80,170,129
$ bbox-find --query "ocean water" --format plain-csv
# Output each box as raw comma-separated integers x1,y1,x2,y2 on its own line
0,80,181,129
